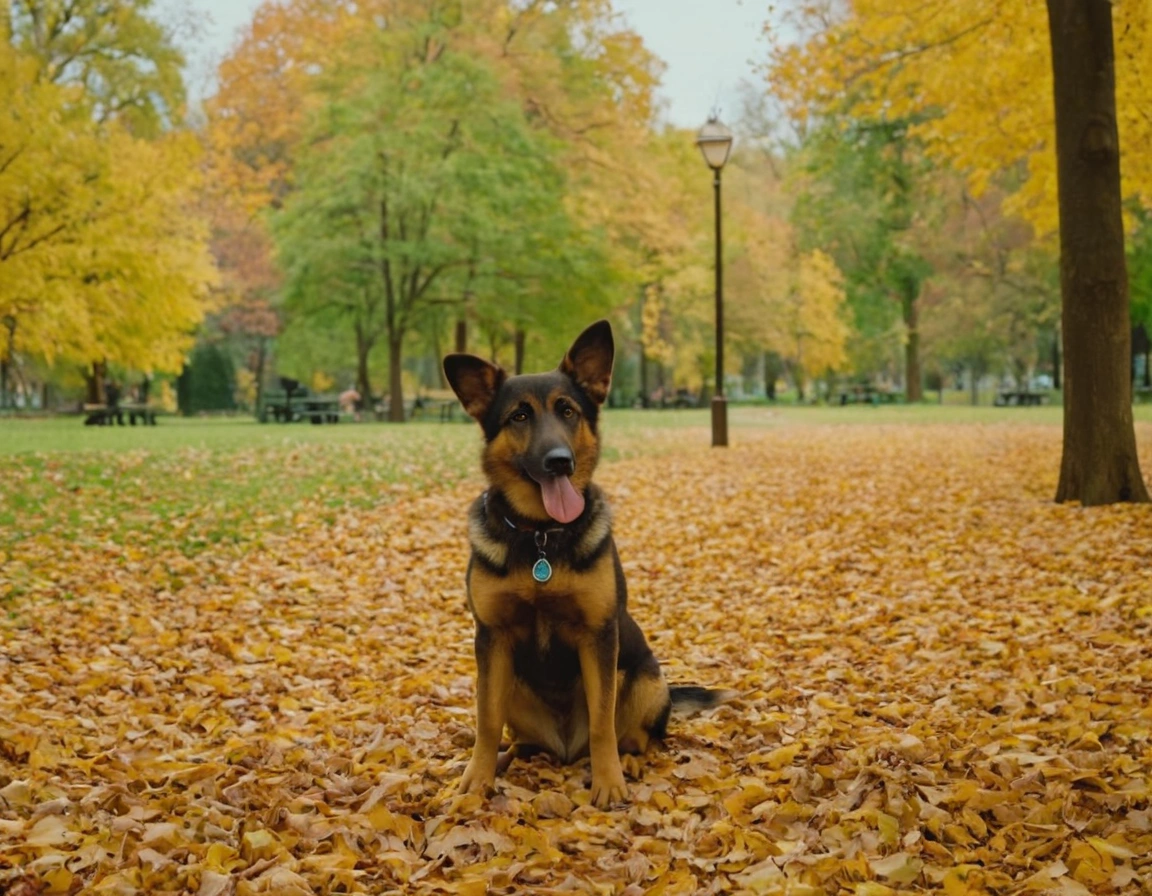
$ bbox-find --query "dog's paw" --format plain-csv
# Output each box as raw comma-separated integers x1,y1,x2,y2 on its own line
589,768,628,808
458,759,495,796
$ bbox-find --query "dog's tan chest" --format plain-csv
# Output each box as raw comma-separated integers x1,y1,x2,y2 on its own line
468,552,617,632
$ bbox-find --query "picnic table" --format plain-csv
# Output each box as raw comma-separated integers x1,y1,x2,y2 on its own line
409,389,461,422
83,402,158,426
839,385,903,405
994,390,1048,406
260,390,348,423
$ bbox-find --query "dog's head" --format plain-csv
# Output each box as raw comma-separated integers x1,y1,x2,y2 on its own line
443,320,614,523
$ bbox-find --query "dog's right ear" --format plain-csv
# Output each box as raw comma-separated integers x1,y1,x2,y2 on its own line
443,354,506,422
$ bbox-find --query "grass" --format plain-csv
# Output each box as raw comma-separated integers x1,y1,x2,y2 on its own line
3,404,1149,563
0,401,1098,457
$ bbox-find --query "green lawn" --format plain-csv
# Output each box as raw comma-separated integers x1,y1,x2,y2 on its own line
0,401,1114,457
3,403,1149,561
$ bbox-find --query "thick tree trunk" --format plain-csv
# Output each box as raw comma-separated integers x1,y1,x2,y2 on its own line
514,329,526,375
1047,0,1149,504
903,287,923,403
85,360,106,405
1051,329,1062,390
455,319,467,353
387,337,404,422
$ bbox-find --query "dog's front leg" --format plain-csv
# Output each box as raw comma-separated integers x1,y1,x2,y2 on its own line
460,623,513,796
578,623,627,807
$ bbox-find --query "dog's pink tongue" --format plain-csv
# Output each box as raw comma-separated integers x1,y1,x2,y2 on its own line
539,475,584,523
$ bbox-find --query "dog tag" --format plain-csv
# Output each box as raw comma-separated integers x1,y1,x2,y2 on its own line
532,557,553,583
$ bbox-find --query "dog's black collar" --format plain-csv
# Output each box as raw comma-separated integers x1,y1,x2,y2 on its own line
483,490,569,536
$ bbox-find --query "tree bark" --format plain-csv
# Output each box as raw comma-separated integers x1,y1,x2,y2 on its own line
356,343,373,413
639,349,649,407
514,329,526,375
902,285,923,402
387,337,404,422
455,318,467,353
1051,329,1062,390
253,338,267,414
85,360,106,405
1046,0,1149,504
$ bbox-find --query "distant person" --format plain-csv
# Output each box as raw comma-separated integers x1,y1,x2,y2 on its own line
339,387,361,421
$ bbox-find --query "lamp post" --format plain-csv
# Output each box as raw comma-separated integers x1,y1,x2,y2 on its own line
696,115,734,447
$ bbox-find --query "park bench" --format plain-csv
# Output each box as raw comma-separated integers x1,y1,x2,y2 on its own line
410,389,462,422
83,402,158,426
994,390,1048,406
839,385,903,405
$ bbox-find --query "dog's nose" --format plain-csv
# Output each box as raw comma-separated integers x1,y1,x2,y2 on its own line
543,447,575,476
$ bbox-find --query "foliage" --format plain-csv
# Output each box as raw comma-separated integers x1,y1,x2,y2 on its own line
0,10,214,377
2,417,1152,892
764,0,1152,236
177,343,237,415
8,0,187,135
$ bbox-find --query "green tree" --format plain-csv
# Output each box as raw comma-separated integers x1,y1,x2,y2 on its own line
790,118,934,399
273,31,594,419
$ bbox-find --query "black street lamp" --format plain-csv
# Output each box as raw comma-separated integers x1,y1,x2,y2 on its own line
696,116,734,447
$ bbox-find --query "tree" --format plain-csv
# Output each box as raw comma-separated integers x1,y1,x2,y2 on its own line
8,0,187,135
789,119,934,399
1046,0,1148,503
766,0,1151,504
273,32,588,419
1,5,214,400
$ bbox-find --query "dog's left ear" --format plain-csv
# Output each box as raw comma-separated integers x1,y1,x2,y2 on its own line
443,353,506,421
560,319,614,405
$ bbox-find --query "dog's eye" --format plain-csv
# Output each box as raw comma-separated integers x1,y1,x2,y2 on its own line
561,406,575,419
510,410,529,423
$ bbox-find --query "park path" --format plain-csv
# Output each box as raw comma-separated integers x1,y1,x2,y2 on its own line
2,424,1151,894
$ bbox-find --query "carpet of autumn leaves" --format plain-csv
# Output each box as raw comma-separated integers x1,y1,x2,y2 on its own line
2,419,1152,895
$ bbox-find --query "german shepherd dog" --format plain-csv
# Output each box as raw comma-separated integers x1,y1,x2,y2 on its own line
444,320,731,807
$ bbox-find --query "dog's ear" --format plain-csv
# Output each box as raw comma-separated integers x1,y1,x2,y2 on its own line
443,354,506,421
560,320,614,405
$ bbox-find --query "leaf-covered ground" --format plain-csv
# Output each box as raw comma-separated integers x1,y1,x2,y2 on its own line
2,420,1151,895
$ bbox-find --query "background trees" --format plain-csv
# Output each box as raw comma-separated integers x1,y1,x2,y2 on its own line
0,1,213,406
765,0,1151,503
4,0,1148,506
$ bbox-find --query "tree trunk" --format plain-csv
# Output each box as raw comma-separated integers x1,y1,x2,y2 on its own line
902,286,923,402
85,360,107,405
455,319,467,353
1047,0,1149,504
639,348,649,407
356,343,373,413
1051,329,1062,389
253,338,267,414
387,337,404,422
514,329,526,375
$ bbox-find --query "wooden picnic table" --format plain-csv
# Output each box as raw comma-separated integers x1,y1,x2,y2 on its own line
994,390,1048,406
838,385,903,405
83,403,158,425
260,391,348,423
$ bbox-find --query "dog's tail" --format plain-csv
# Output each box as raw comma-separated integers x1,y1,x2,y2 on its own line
669,685,738,717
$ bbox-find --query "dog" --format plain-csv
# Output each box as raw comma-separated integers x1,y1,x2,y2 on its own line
443,319,732,808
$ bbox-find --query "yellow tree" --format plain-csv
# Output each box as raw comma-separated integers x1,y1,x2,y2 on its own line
2,3,215,399
765,0,1150,503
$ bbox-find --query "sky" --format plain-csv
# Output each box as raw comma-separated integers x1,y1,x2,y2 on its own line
182,0,768,130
